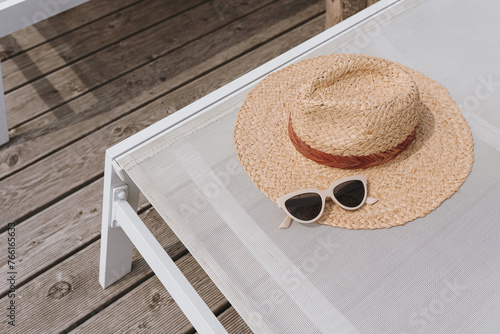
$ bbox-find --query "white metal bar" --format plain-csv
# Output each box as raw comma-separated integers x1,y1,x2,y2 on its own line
99,151,138,288
114,198,228,334
0,0,89,38
0,61,8,146
107,0,404,160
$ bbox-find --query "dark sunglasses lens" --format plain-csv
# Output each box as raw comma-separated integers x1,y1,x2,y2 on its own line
284,193,322,222
333,180,365,208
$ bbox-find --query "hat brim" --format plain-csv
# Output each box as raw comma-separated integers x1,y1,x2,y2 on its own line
233,55,473,229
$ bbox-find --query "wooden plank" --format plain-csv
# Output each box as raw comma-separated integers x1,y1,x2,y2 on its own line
0,0,139,60
3,0,270,128
0,0,324,227
217,307,253,334
0,179,150,296
69,255,227,334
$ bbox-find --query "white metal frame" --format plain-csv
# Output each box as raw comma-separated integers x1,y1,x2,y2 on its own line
99,151,227,333
0,0,89,146
99,0,405,332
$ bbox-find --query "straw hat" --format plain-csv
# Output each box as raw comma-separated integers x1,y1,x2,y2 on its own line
233,54,473,229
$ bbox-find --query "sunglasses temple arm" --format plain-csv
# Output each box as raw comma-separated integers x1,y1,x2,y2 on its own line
366,197,378,205
279,216,293,229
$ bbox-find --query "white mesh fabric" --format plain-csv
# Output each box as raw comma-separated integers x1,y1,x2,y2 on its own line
118,0,500,332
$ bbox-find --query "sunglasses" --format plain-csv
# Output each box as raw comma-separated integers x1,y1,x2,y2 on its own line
276,175,378,229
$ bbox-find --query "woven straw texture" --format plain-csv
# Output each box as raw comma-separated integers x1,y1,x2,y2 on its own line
233,54,474,229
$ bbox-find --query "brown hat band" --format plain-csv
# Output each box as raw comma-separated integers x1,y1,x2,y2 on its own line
288,114,417,169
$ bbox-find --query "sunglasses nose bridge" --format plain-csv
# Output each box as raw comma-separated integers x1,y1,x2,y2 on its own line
319,189,333,202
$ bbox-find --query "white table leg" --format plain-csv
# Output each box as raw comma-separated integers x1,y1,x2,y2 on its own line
99,151,138,288
0,62,8,146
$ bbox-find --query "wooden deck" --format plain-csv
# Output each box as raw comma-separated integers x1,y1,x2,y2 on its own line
0,0,372,332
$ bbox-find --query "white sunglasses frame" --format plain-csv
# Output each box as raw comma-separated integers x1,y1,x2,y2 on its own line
276,175,378,229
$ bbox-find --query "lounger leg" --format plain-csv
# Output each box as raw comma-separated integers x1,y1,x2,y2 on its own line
99,151,139,288
0,62,9,146
114,198,228,334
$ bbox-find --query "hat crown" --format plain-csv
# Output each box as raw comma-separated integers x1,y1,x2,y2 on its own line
290,56,420,156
